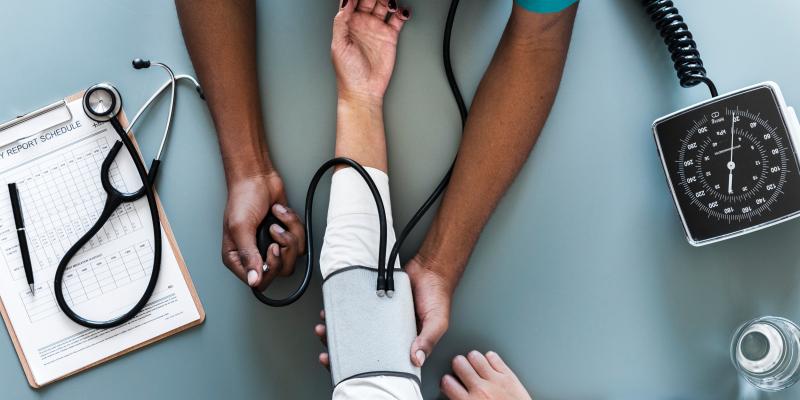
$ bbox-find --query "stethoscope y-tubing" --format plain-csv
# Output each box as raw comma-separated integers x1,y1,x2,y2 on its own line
54,118,163,329
254,0,468,304
252,157,388,305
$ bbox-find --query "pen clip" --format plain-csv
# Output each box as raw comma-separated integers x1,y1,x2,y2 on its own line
8,183,24,227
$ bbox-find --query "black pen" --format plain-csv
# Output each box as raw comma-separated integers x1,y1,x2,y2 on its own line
8,183,34,295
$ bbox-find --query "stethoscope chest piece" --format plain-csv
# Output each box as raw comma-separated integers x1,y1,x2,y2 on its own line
84,83,122,122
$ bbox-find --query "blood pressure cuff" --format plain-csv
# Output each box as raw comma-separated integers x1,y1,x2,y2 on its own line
322,266,421,387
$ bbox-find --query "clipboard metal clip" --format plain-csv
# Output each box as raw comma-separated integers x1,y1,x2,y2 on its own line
0,100,72,149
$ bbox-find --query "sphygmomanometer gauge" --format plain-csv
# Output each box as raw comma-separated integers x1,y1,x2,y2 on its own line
653,82,800,246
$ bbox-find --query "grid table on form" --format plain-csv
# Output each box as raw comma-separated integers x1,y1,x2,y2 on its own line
18,240,154,323
0,134,144,282
0,130,153,323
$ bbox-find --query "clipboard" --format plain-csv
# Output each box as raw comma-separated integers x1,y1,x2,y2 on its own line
0,91,205,388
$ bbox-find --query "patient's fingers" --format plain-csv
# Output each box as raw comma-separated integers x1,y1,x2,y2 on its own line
440,374,469,400
387,7,410,32
467,351,496,380
314,324,328,347
357,0,377,13
269,224,299,277
272,204,305,253
339,0,353,14
372,0,390,19
315,309,330,370
319,352,330,370
485,351,512,374
452,355,482,390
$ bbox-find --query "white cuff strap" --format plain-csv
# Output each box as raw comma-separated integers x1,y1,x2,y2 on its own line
322,267,420,387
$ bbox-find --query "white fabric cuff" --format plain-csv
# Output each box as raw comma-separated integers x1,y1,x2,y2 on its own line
320,167,400,280
327,167,393,224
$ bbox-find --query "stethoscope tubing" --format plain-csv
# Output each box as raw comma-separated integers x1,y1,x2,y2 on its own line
126,75,203,137
54,118,163,329
53,63,204,328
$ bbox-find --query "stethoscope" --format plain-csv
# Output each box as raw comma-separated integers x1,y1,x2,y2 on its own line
53,59,203,329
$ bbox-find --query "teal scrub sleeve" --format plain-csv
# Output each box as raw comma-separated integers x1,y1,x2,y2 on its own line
514,0,578,13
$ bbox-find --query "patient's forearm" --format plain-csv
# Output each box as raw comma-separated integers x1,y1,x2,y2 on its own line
335,95,388,173
417,5,577,289
175,0,272,184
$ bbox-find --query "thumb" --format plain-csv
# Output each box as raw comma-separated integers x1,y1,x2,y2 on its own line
337,0,354,16
332,0,354,48
410,312,449,368
230,223,265,288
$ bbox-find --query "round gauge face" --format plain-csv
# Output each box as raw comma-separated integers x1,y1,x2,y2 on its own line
654,84,800,245
678,108,787,221
87,88,114,116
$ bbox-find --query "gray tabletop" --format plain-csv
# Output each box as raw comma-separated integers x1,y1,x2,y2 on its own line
1,0,799,398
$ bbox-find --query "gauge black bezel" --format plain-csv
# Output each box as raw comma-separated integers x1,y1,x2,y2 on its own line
653,82,800,246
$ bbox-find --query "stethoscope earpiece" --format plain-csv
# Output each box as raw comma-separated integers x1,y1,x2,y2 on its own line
132,58,151,70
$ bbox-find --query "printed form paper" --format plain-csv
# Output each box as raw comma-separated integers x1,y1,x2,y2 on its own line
0,98,201,386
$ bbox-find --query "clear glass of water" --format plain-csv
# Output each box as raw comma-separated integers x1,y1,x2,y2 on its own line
731,316,800,391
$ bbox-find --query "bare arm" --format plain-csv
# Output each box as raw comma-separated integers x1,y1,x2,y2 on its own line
331,0,409,170
175,0,269,182
407,3,578,366
175,0,305,290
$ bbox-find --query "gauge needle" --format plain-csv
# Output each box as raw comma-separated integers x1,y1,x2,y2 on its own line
727,167,734,194
728,113,736,194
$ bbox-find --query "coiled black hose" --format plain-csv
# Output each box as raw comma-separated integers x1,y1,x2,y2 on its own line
642,0,718,97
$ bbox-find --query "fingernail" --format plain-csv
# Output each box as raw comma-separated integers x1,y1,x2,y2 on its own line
247,270,258,286
341,0,348,7
271,224,285,234
271,243,280,257
416,350,426,366
402,8,410,18
274,204,287,214
388,0,397,10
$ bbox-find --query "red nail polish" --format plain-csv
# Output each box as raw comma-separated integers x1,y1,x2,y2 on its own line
341,0,348,7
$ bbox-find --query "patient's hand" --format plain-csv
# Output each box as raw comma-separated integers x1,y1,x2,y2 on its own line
332,0,410,105
314,314,532,399
441,351,532,400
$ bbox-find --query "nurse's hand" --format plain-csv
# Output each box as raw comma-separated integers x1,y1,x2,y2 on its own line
332,0,410,105
405,256,453,368
222,172,305,290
